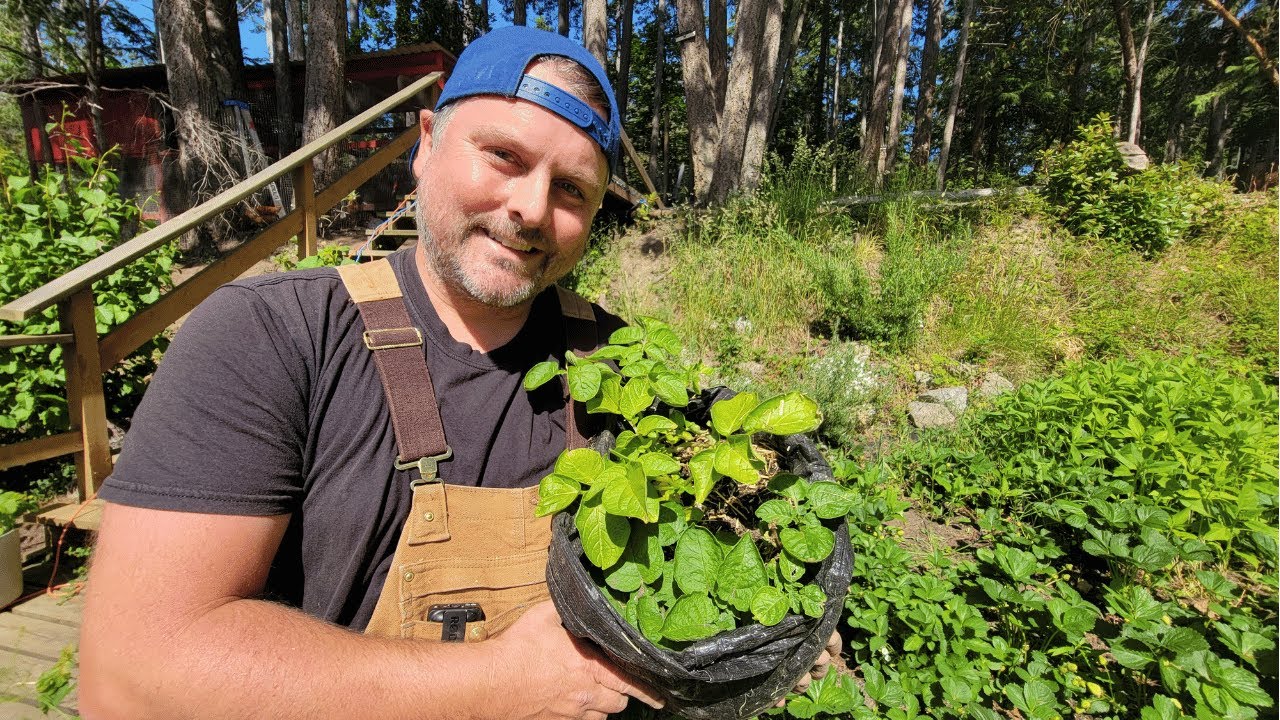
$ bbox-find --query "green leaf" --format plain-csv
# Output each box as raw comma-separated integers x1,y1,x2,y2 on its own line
635,414,678,436
713,439,758,485
750,585,788,625
534,473,580,516
715,536,768,612
709,392,758,436
1004,679,1058,720
554,448,604,484
777,550,806,582
601,462,659,522
639,452,681,477
636,593,666,644
574,491,629,569
796,584,826,617
609,326,645,345
941,676,976,705
674,527,723,595
807,482,856,519
566,363,602,402
657,502,686,546
780,526,836,563
755,499,795,525
741,392,822,435
586,375,622,415
648,325,681,356
523,360,562,391
769,474,809,502
606,524,663,592
661,593,720,642
619,378,655,418
689,449,718,505
652,373,689,407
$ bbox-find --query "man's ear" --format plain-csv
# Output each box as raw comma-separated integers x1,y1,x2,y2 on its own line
412,108,436,179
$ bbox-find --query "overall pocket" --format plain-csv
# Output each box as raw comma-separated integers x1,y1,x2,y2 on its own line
396,548,550,641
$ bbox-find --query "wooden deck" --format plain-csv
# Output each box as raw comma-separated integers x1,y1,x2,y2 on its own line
0,561,83,716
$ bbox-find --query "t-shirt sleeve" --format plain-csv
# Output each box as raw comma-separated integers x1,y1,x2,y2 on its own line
99,284,311,515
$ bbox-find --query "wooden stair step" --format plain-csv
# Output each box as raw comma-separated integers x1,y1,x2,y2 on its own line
365,228,419,237
32,500,102,533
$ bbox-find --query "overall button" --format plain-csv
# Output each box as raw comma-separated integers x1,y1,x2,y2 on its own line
423,511,435,522
404,571,415,582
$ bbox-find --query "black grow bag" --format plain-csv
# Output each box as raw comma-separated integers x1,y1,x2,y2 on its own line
546,390,854,720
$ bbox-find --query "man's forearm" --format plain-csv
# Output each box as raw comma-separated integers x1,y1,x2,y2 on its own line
81,596,506,720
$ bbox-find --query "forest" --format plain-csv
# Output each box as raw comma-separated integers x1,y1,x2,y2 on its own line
0,0,1275,718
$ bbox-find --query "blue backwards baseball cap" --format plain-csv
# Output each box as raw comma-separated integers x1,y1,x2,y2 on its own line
434,26,621,174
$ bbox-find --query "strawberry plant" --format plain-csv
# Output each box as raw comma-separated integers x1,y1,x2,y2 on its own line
524,317,852,645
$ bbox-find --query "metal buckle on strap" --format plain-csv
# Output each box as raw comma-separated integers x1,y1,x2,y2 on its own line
396,447,453,485
363,327,423,351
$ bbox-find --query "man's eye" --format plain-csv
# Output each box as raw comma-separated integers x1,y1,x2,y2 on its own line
557,181,584,200
489,148,516,163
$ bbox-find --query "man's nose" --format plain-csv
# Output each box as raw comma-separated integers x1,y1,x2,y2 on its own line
506,170,552,230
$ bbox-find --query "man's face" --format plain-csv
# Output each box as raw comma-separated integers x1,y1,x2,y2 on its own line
414,66,610,308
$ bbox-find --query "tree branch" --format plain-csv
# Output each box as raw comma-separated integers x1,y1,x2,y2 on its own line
1199,0,1279,87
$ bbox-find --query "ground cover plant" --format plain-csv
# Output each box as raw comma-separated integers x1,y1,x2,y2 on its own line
832,355,1278,720
523,317,853,646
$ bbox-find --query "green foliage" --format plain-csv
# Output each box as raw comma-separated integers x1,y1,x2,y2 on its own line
0,490,34,533
1038,115,1233,255
851,356,1279,719
34,645,77,716
795,341,878,448
0,149,174,456
273,243,355,271
805,202,966,348
524,318,844,647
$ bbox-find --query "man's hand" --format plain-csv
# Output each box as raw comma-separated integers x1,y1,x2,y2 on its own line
489,601,665,720
775,630,842,707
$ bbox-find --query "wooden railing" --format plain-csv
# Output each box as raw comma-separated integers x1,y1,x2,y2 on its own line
0,71,444,505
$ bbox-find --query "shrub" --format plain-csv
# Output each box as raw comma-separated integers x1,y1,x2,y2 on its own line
797,341,879,448
1038,114,1232,255
0,150,175,459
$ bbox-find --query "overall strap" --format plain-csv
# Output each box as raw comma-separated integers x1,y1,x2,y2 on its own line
555,286,599,450
338,260,452,482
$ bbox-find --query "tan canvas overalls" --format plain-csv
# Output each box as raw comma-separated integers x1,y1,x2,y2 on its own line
337,259,597,642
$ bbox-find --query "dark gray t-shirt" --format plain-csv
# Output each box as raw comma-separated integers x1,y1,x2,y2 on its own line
100,247,620,630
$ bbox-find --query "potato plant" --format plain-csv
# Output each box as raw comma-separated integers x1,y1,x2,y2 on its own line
523,318,852,646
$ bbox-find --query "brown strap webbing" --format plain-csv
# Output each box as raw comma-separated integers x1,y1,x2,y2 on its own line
338,261,450,480
556,286,599,450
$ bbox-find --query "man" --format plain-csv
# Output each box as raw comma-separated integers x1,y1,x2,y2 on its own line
80,26,830,719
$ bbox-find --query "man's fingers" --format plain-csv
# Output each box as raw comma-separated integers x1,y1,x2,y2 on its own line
592,662,665,709
793,672,812,694
826,630,842,655
811,650,832,678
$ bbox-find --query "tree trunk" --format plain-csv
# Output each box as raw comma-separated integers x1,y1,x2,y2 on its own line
1127,0,1156,144
558,0,570,36
810,0,830,138
304,0,347,188
884,0,913,174
649,0,666,192
768,0,807,139
937,0,973,190
674,0,719,200
1162,62,1188,162
911,0,943,166
584,0,608,65
1199,0,1279,87
709,0,728,111
156,0,249,253
514,0,526,25
829,15,844,140
1113,0,1138,140
616,0,634,119
739,0,785,192
707,0,768,204
461,0,477,42
83,0,107,160
19,6,53,177
348,0,361,42
1065,11,1096,140
268,0,296,160
1206,95,1231,178
287,0,304,60
861,0,901,180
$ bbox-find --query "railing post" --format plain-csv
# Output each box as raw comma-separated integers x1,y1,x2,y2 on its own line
294,159,318,260
59,289,113,500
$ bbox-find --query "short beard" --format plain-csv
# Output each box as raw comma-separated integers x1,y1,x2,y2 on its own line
416,196,548,308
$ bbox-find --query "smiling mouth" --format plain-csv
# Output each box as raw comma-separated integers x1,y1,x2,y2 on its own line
484,229,539,255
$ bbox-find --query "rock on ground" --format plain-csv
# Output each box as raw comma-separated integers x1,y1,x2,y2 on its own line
919,386,968,416
908,401,957,429
979,372,1015,397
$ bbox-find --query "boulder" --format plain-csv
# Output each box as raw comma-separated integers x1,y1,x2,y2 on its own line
979,372,1015,397
908,401,956,429
919,386,968,416
913,370,933,389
